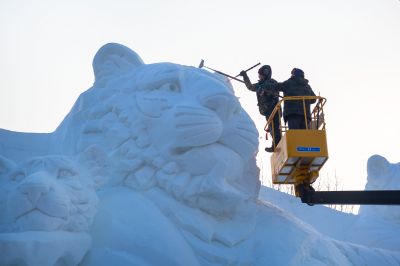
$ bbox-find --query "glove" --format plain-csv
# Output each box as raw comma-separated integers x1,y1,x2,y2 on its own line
239,70,248,77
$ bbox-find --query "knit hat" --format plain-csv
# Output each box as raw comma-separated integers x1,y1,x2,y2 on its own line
258,65,272,79
291,68,304,78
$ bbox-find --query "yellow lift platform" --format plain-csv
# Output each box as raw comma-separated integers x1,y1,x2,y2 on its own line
265,96,328,195
265,96,400,205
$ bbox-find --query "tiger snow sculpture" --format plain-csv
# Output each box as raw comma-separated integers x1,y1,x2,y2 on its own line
53,42,263,265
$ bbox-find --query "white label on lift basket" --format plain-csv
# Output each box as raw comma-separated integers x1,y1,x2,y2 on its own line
297,147,320,152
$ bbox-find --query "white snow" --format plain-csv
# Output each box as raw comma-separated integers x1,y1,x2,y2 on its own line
0,43,399,265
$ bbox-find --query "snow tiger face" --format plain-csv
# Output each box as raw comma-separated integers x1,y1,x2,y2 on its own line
5,156,98,232
133,64,259,159
132,65,261,214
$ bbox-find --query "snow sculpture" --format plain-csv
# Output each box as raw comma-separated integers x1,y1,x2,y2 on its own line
4,156,98,232
359,154,400,221
0,156,97,266
348,155,400,252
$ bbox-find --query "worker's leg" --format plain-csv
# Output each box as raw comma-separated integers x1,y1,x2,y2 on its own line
272,112,281,147
288,115,304,129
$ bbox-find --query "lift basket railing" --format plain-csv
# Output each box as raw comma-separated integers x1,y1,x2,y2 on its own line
264,96,327,139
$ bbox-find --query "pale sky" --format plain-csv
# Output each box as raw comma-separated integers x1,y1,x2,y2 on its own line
1,0,399,190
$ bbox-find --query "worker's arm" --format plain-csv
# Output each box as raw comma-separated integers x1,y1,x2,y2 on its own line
259,81,284,96
239,71,256,92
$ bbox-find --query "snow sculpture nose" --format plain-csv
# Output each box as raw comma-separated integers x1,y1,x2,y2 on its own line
201,93,239,121
19,173,51,204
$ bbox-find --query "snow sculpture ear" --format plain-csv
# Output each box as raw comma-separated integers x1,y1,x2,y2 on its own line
0,155,16,177
367,154,390,183
92,43,145,87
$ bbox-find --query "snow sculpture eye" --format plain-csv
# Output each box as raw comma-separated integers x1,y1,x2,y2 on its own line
58,168,77,179
158,82,180,93
11,171,25,182
135,82,179,118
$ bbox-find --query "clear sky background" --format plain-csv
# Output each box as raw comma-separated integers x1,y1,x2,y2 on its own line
1,0,399,190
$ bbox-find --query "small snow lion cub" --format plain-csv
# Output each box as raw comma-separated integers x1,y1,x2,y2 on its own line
4,156,98,232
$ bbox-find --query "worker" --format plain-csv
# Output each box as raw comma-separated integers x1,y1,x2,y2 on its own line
239,65,281,152
263,68,316,130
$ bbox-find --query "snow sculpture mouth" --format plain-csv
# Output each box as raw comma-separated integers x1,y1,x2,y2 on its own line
14,209,67,231
10,176,69,231
170,143,248,215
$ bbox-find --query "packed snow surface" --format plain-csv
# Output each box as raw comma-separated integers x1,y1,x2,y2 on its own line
0,43,399,265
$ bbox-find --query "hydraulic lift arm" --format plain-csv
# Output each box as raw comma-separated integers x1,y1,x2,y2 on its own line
297,185,400,205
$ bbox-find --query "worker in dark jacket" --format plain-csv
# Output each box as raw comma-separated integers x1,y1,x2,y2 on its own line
239,65,281,152
264,68,316,130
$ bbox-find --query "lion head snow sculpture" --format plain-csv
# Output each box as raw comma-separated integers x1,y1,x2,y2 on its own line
359,154,400,221
2,156,98,232
53,43,260,216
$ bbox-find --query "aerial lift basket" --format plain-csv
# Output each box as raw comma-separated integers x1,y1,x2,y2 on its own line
266,96,328,187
